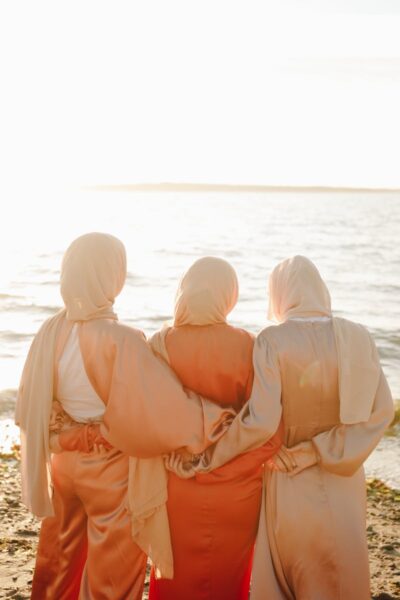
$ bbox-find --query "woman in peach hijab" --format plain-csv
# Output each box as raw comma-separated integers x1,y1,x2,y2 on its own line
171,255,394,600
147,256,282,600
16,233,235,600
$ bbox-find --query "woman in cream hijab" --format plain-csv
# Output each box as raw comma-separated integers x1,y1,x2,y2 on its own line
170,255,394,600
147,257,282,600
16,233,235,600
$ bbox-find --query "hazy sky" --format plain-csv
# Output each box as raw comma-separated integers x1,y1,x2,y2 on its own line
1,1,399,188
272,0,400,14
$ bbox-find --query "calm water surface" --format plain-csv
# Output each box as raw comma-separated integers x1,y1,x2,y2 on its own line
1,190,399,486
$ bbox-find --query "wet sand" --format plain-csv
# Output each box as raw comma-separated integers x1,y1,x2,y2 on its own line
0,454,399,600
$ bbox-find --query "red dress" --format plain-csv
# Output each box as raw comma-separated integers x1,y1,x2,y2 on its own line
149,323,282,600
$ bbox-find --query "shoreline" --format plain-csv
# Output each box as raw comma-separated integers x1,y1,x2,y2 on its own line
0,453,399,599
82,182,400,194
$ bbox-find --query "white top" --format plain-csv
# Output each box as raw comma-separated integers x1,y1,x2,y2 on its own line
57,324,105,422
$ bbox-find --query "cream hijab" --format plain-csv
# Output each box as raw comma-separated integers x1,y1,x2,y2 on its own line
16,233,127,517
268,255,380,424
60,232,126,320
174,256,239,326
268,255,331,322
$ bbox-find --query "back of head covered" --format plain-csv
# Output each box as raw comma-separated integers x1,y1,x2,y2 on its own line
60,232,127,321
268,255,332,323
268,255,384,424
174,257,239,326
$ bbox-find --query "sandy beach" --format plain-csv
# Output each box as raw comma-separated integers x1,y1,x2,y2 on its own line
0,450,398,600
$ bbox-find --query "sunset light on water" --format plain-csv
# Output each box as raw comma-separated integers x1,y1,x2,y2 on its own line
1,1,399,597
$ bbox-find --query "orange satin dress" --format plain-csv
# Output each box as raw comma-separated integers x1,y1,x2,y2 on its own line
149,323,282,600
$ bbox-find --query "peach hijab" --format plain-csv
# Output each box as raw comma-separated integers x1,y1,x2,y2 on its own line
268,255,380,424
174,256,239,326
130,257,239,579
151,256,239,357
15,233,127,517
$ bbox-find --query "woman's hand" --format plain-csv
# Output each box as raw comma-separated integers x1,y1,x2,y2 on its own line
266,441,318,476
266,447,294,473
164,451,198,479
89,424,114,452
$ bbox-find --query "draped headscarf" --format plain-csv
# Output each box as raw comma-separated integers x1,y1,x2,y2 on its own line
268,255,380,424
61,232,127,321
16,232,127,517
268,255,331,322
174,256,239,326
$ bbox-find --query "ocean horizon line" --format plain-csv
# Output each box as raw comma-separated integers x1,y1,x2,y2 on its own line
82,182,400,194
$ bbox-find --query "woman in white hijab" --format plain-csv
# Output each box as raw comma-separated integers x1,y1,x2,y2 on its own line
16,233,234,600
169,255,394,600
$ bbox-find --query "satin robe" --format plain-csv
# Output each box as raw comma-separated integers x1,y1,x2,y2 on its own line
249,320,394,600
149,323,282,600
31,317,236,600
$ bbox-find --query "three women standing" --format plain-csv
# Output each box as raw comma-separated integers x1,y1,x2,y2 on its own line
16,235,393,600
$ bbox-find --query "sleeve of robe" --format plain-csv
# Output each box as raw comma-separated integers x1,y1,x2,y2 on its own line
311,368,394,476
194,331,283,473
100,328,236,458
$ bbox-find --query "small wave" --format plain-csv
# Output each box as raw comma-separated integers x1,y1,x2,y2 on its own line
1,302,61,315
154,249,198,256
369,283,400,293
125,315,172,325
385,334,400,346
125,272,154,284
143,315,172,323
371,333,400,353
37,252,62,259
0,293,25,301
0,388,17,416
0,331,33,343
29,267,59,275
12,279,58,288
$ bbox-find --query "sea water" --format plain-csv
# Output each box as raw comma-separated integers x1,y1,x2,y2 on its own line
1,189,399,486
